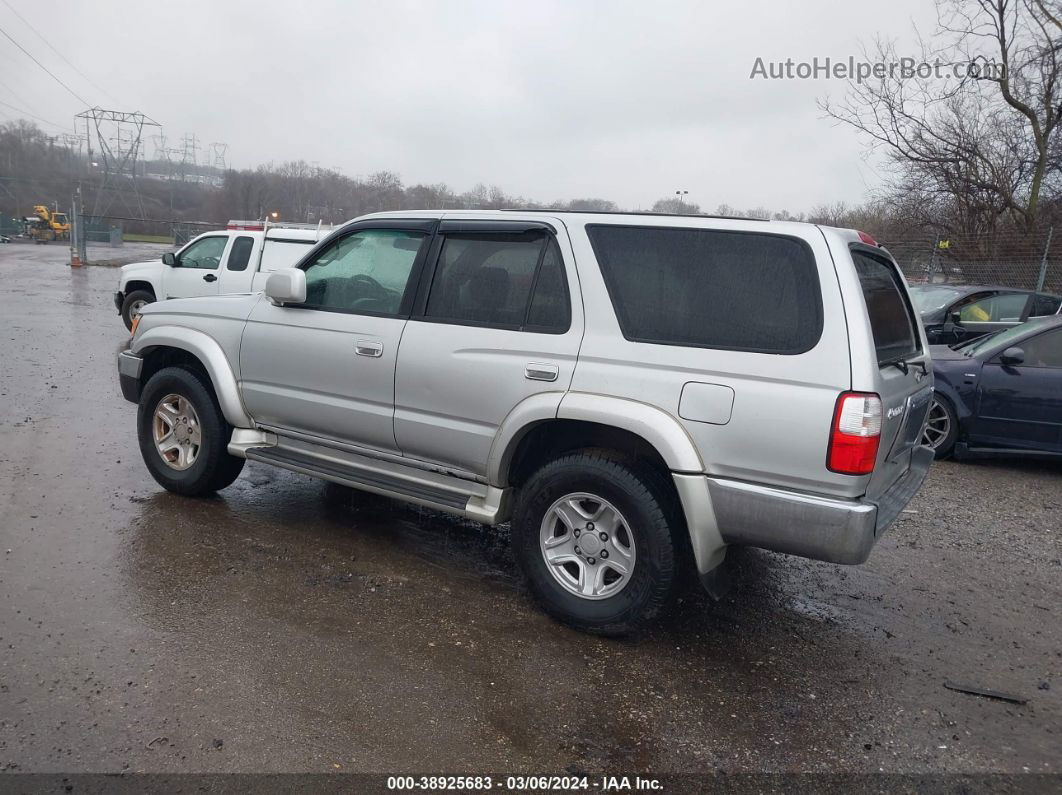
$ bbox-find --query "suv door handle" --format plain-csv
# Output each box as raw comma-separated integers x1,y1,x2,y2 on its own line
203,273,217,282
355,340,384,358
525,363,559,382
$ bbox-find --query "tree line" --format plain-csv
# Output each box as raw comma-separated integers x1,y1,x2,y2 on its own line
4,0,1061,267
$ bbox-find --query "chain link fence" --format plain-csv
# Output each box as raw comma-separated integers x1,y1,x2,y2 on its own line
883,228,1057,293
82,215,222,247
67,209,224,265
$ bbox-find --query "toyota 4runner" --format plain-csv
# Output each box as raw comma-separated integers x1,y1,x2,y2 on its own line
117,210,934,634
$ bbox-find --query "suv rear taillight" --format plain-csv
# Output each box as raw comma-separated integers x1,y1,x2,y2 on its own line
827,392,882,475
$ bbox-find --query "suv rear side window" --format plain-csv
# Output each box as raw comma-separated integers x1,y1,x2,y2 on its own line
851,249,921,365
586,225,822,353
424,232,570,333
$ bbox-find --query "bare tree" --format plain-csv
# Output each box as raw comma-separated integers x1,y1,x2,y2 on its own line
651,197,702,214
821,0,1062,235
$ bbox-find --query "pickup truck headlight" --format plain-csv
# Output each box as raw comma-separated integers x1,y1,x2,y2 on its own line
130,314,141,337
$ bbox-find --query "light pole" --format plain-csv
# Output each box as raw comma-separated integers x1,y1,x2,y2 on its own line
675,190,688,210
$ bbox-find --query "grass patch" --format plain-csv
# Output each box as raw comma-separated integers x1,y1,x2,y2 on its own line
122,233,174,244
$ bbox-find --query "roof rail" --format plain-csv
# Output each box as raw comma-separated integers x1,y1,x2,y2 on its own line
496,208,771,222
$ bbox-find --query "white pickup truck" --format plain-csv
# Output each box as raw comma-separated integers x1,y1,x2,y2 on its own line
113,220,334,328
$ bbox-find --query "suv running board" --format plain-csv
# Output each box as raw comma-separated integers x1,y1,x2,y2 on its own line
247,446,470,509
243,446,509,524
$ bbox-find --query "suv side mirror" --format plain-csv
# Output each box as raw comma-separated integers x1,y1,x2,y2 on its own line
162,252,176,266
265,268,306,305
948,310,962,326
1000,346,1025,366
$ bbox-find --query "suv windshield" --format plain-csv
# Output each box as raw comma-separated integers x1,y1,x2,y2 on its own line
852,249,922,365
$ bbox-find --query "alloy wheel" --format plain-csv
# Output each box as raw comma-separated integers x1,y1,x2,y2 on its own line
152,393,202,470
539,492,637,600
922,398,951,450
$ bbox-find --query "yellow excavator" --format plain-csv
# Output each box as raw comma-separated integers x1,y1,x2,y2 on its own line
26,205,70,243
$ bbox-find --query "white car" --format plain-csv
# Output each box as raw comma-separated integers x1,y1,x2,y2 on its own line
112,220,333,328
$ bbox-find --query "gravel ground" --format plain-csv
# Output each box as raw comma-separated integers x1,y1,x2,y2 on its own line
0,247,1058,780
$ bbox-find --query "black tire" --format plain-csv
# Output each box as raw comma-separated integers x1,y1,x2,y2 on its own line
923,393,958,459
137,366,244,495
511,450,679,636
121,290,154,330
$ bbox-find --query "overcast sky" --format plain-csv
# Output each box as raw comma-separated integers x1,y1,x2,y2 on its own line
0,0,941,213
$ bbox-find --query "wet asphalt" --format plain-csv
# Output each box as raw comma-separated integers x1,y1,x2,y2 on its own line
0,243,1059,775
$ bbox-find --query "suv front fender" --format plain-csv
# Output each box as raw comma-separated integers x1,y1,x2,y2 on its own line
133,326,252,428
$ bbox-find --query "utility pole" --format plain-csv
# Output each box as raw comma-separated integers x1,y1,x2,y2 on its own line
70,182,85,267
675,189,688,210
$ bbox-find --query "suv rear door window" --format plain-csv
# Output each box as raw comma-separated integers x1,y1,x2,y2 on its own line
851,249,921,365
423,232,570,333
586,225,822,353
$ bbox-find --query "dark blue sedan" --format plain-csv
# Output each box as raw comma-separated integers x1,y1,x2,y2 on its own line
923,315,1062,458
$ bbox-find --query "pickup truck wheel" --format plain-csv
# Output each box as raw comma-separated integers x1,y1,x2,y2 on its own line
137,366,244,495
922,394,958,459
121,290,154,330
511,451,677,636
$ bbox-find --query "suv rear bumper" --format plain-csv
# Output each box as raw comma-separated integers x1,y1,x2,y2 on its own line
695,445,933,567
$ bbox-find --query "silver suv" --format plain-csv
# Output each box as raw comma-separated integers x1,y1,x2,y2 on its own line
117,211,934,634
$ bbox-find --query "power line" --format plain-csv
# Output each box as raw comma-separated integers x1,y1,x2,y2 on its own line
0,22,89,106
0,0,118,106
0,97,66,129
0,72,33,111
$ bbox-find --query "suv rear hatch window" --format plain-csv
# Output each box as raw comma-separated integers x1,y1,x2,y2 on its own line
851,249,921,366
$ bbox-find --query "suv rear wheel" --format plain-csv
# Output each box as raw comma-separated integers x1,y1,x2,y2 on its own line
137,366,245,495
511,450,678,635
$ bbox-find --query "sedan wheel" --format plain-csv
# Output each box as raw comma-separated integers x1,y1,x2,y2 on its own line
921,396,957,458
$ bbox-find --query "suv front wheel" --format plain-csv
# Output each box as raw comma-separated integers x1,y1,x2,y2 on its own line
511,451,678,635
137,366,245,495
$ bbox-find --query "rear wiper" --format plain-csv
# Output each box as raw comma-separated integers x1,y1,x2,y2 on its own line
883,359,929,376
